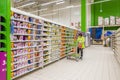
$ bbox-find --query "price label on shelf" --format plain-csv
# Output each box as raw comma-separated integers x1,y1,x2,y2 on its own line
0,52,6,80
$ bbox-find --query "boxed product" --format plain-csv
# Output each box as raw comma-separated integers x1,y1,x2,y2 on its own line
110,16,115,25
116,17,120,25
104,18,109,25
98,17,103,26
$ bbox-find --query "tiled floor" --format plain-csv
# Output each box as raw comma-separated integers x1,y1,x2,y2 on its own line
17,45,120,80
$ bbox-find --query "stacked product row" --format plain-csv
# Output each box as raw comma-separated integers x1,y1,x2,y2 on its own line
111,34,115,50
113,28,120,63
42,21,51,65
60,26,66,58
11,11,44,79
50,24,61,62
98,16,120,26
10,10,78,80
65,28,74,54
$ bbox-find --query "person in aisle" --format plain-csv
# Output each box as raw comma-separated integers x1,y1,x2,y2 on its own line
76,33,85,60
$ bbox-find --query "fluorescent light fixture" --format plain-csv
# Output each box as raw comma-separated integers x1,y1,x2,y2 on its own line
88,0,111,5
66,5,74,8
40,13,57,17
41,1,57,6
17,2,36,8
41,0,64,6
53,5,80,12
56,1,65,5
31,8,48,13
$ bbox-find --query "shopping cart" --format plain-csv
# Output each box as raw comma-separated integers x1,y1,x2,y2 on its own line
66,42,81,62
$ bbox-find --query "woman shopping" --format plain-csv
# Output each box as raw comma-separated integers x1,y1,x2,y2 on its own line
77,33,85,60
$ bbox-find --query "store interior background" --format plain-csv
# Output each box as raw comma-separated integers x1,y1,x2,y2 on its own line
0,0,120,80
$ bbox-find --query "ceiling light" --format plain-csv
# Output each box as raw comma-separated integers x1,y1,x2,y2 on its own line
41,13,57,17
66,5,74,8
53,5,80,12
17,2,36,8
41,1,57,6
41,0,64,6
87,0,111,5
56,1,65,5
31,8,48,13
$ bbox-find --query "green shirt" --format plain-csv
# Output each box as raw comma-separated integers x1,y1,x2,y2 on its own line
77,36,85,48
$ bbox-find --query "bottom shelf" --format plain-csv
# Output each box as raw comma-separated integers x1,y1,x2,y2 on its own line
12,64,43,80
11,52,70,80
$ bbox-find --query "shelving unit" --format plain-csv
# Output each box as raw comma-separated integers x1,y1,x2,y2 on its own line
112,28,120,64
111,34,115,50
60,26,66,58
50,24,61,62
10,11,44,79
34,22,44,69
65,28,74,55
42,21,51,65
10,8,79,80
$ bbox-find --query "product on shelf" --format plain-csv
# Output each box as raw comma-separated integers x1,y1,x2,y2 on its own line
104,18,109,25
116,17,120,25
11,11,44,79
98,16,103,26
10,9,78,79
110,16,115,25
112,28,120,64
60,26,66,58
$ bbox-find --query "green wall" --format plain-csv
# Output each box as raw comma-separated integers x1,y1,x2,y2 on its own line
91,0,120,26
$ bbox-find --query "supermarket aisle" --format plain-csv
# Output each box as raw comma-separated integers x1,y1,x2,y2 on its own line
17,45,120,80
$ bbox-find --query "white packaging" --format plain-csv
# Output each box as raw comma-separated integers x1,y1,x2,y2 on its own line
104,18,109,25
98,17,103,26
110,16,115,25
116,17,120,25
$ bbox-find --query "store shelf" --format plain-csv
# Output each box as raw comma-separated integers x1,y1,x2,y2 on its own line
11,18,42,25
13,26,34,30
13,33,33,36
11,40,34,42
11,62,35,72
12,63,43,79
10,8,78,80
112,28,120,64
11,46,36,50
12,69,34,79
12,51,37,57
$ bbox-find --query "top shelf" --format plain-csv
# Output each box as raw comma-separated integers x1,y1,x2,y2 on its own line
90,25,120,28
11,8,79,30
11,18,43,26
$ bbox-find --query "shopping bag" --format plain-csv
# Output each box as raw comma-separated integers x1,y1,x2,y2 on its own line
78,43,82,48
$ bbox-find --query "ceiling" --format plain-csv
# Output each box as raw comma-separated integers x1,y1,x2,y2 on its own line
12,0,82,15
11,0,95,18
